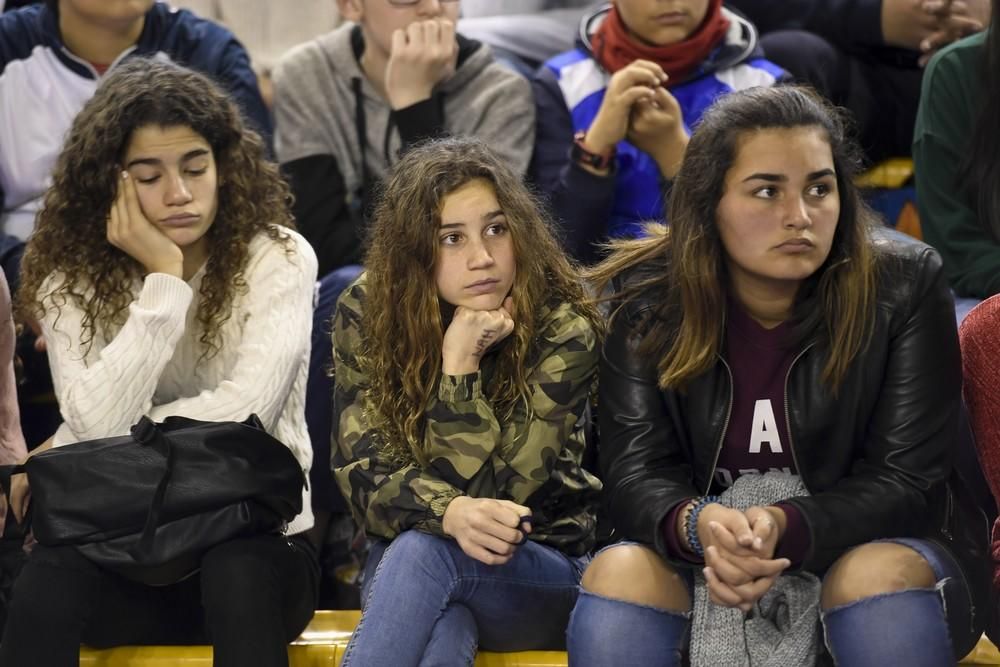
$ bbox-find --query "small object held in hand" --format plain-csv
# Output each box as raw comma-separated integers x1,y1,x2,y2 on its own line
515,514,533,545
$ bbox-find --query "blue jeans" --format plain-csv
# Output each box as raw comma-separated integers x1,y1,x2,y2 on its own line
568,538,974,667
341,530,588,667
954,294,982,325
566,542,691,667
568,590,690,666
822,538,974,667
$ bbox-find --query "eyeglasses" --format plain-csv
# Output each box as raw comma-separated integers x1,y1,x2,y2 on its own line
386,0,460,5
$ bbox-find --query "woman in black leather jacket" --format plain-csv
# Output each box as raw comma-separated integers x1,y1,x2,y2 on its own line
566,86,989,666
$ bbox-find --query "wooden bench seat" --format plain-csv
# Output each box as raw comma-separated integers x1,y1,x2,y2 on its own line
77,609,1000,666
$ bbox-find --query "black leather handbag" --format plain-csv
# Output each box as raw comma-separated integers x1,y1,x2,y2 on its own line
2,414,304,586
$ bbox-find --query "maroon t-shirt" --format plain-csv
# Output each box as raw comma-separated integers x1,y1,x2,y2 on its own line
661,300,811,564
715,299,797,486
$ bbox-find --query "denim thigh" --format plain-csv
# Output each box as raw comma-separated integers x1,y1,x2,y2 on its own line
361,532,589,652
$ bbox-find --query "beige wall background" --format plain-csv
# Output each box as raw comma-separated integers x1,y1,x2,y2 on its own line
170,0,342,74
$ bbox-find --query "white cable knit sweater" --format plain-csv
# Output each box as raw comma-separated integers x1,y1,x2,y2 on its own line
40,228,318,535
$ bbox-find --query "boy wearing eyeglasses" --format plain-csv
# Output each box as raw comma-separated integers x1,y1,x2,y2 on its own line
272,0,535,278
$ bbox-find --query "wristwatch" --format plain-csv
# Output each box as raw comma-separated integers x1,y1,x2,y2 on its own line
572,130,615,170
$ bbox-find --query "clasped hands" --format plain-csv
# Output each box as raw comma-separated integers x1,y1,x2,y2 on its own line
584,59,689,179
690,503,791,613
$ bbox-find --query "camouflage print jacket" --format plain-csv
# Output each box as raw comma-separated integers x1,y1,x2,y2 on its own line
332,274,602,556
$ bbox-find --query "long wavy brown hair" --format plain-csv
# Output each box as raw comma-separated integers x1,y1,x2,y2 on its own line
361,138,604,466
16,59,293,358
587,85,879,392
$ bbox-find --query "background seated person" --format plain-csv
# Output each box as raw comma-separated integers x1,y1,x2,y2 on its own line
0,0,270,243
273,0,534,278
530,0,785,264
914,0,1000,312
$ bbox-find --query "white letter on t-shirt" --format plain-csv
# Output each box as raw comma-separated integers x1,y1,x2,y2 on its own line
749,399,783,454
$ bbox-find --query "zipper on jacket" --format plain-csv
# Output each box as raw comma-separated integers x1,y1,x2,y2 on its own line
703,355,734,495
940,483,954,542
782,343,816,494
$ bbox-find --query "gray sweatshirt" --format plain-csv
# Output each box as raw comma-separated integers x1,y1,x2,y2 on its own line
273,23,535,276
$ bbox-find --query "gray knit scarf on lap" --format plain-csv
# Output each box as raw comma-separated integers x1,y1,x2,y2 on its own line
690,472,821,667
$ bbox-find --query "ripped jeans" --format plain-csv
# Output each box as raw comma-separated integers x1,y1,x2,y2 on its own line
821,537,977,667
567,537,979,667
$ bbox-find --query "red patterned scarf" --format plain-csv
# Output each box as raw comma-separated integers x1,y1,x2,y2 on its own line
592,1,730,85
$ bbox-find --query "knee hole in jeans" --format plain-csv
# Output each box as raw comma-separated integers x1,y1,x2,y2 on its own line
580,544,690,612
821,542,937,610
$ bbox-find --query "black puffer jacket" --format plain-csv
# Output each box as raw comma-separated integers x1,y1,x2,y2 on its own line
598,233,989,594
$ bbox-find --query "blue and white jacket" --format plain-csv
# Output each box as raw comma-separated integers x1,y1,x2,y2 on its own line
530,5,786,263
0,2,270,241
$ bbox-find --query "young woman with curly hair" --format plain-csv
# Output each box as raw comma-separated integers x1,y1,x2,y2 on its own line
332,137,603,665
0,58,319,667
568,85,989,666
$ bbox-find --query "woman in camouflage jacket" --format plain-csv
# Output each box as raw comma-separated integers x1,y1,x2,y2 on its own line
331,138,604,666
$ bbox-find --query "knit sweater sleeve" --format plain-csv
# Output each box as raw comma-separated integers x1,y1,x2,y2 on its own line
43,273,194,446
0,270,25,464
147,232,318,430
959,295,1000,511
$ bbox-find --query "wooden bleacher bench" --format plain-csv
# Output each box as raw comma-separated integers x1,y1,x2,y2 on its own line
78,609,1000,666
79,610,567,666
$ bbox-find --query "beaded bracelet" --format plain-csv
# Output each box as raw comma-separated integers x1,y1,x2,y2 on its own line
685,495,721,559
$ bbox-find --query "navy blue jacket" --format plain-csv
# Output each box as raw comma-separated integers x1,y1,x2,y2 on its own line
725,0,885,49
0,2,270,239
529,5,785,264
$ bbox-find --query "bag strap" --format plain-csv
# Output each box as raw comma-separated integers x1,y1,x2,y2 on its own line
0,464,26,500
128,417,176,559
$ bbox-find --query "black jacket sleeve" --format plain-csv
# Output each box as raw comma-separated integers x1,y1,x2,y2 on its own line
529,67,616,264
393,95,447,150
598,305,701,563
727,0,884,50
283,155,363,278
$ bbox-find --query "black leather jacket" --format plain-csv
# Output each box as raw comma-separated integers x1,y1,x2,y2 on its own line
599,234,989,591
